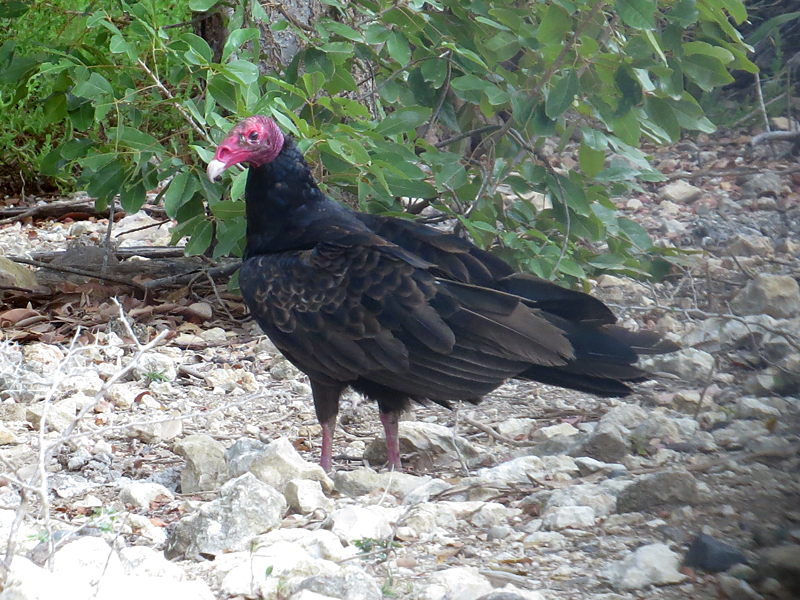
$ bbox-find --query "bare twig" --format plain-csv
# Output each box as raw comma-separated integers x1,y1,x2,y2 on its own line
137,58,211,143
462,415,537,447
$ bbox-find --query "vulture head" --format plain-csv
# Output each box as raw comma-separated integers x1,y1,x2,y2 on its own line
206,115,285,181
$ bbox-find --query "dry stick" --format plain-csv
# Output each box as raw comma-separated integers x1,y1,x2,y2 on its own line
7,256,144,290
102,197,115,275
755,71,771,133
137,58,210,143
451,402,470,477
0,198,109,226
462,415,537,447
141,260,240,290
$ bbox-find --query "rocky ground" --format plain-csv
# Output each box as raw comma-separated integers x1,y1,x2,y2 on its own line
0,128,799,600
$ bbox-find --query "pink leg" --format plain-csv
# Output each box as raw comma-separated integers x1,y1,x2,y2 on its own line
320,417,336,472
380,411,402,471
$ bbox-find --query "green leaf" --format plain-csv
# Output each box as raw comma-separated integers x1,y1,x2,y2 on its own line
213,217,246,258
108,125,165,153
323,21,362,41
375,106,432,137
185,220,213,256
384,175,436,198
43,93,67,124
667,0,698,27
615,0,656,30
0,1,29,18
386,31,411,65
421,58,448,87
120,182,147,213
365,23,391,44
746,11,800,45
610,113,641,146
537,4,571,45
224,60,259,85
618,217,653,249
72,73,113,98
208,75,237,112
680,54,734,91
682,41,734,63
181,33,213,64
614,67,643,114
545,72,579,118
86,160,126,203
163,172,200,219
222,28,260,62
556,258,586,279
188,0,218,11
579,141,605,178
210,200,246,219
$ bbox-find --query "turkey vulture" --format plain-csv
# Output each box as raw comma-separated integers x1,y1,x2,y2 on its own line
207,115,674,471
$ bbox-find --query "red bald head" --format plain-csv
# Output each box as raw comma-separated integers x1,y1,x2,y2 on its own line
206,116,285,181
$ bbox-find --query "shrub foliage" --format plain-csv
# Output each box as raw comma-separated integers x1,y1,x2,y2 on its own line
1,0,752,282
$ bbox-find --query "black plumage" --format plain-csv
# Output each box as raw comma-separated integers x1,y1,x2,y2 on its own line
207,115,675,470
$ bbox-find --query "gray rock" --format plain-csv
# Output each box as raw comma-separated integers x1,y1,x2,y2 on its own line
402,478,453,505
774,353,800,395
574,456,625,476
52,536,125,579
328,505,404,542
616,470,698,513
165,472,286,559
119,546,185,579
742,171,782,198
684,314,781,352
421,566,494,600
684,533,746,573
26,398,78,433
296,566,383,600
173,434,227,493
495,418,535,440
225,437,267,475
129,410,182,443
546,484,617,517
756,544,800,596
723,234,774,257
579,432,628,463
0,423,17,445
0,256,39,289
290,591,339,600
735,396,781,419
632,413,698,443
717,574,760,600
120,481,174,509
132,352,177,382
477,455,578,484
229,437,333,494
639,348,715,382
531,423,579,441
333,467,431,499
284,479,333,514
712,420,770,449
607,543,687,590
542,506,596,530
658,180,703,203
364,421,480,464
730,274,800,319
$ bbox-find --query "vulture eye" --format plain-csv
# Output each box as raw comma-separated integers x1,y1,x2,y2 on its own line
247,131,259,142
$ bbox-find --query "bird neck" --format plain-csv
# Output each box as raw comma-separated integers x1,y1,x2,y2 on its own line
242,139,321,256
242,139,359,258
